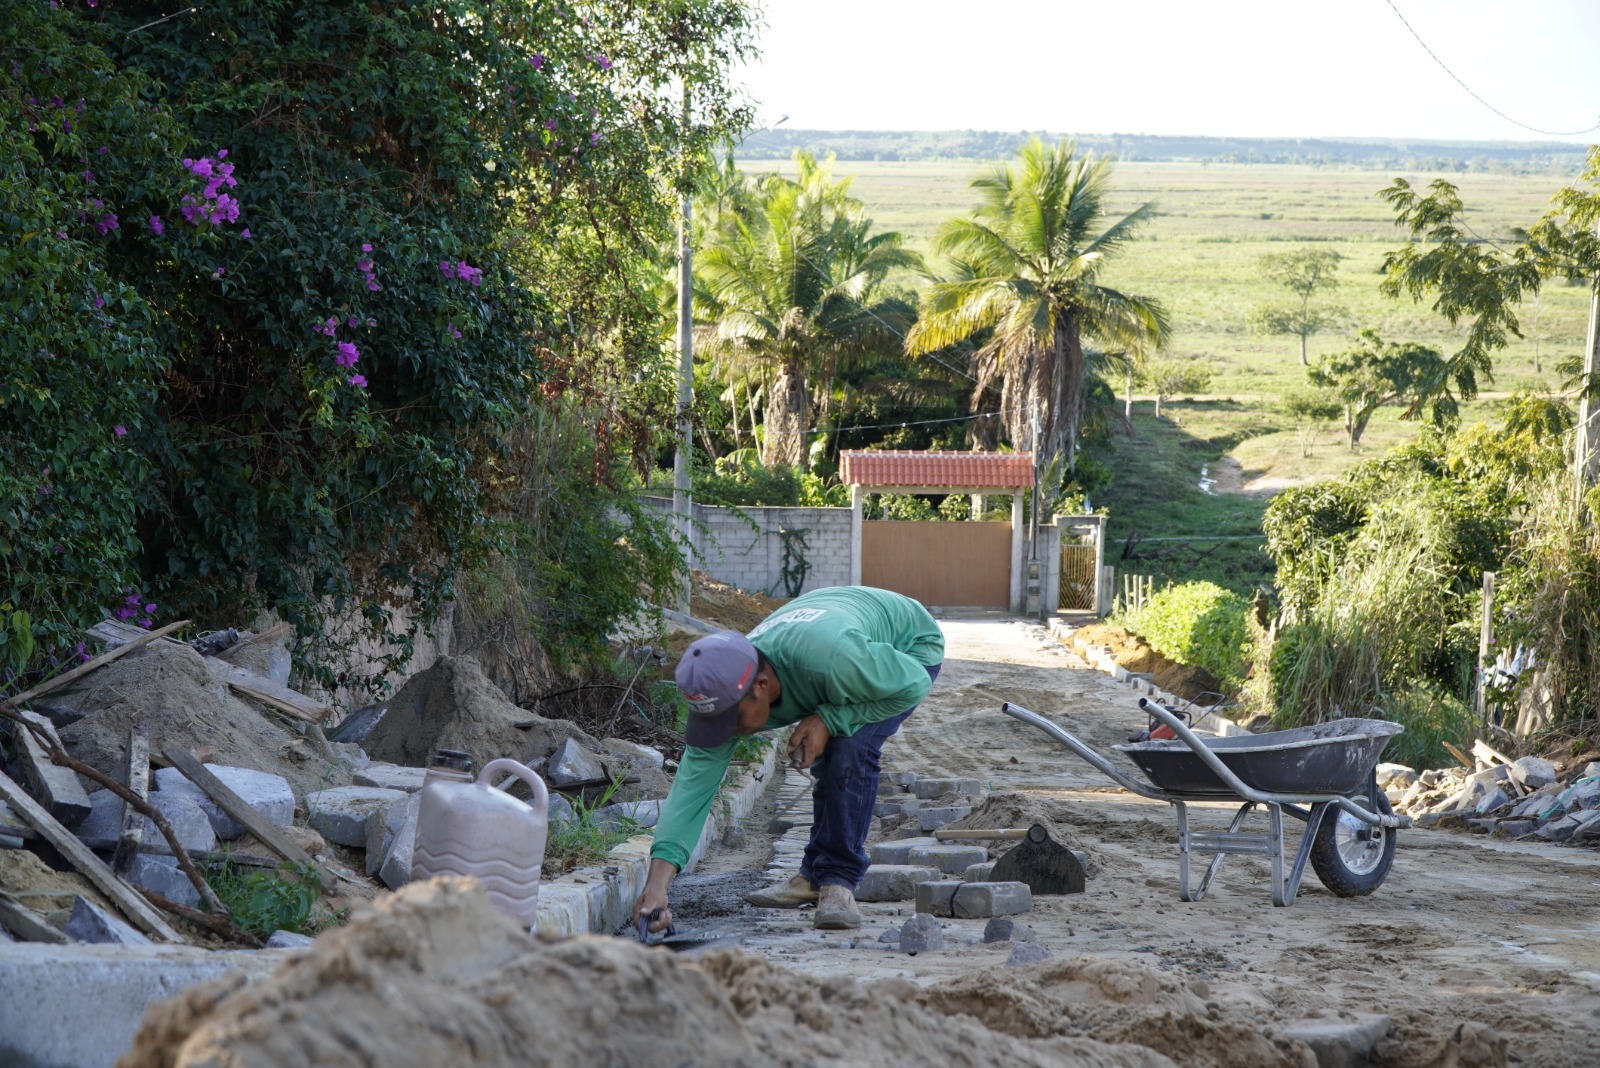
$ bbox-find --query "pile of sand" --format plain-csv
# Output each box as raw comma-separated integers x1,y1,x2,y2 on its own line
122,879,1180,1068
689,569,787,632
945,792,1103,874
363,656,597,770
51,641,349,798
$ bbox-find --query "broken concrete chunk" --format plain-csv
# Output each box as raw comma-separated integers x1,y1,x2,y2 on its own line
877,926,901,943
139,792,218,857
62,896,150,945
1475,786,1511,815
126,855,200,908
1374,763,1416,789
74,789,127,849
546,739,605,787
354,764,428,793
1282,1014,1391,1068
1510,756,1556,790
856,864,941,903
594,799,661,831
266,929,316,949
327,704,388,746
899,912,943,953
548,792,575,826
366,793,421,877
1005,941,1051,967
154,764,295,840
378,794,421,891
13,711,92,828
598,738,665,770
982,917,1035,943
306,786,408,848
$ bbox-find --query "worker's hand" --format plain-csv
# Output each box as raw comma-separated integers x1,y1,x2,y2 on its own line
787,714,831,770
632,859,677,934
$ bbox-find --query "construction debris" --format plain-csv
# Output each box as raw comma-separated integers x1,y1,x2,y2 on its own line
1386,745,1600,844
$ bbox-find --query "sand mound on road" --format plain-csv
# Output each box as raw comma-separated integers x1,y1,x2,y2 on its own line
123,878,1175,1068
946,792,1105,873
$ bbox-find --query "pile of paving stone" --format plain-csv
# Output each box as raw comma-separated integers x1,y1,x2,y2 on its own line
1383,745,1600,845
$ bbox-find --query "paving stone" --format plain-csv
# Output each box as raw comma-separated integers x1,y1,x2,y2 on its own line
73,789,127,848
983,917,1036,943
953,882,1032,919
963,860,997,881
873,798,921,817
598,738,665,769
547,739,604,787
63,897,150,945
378,793,421,890
899,912,944,953
548,792,575,826
887,771,918,787
154,764,295,840
125,854,200,908
1475,785,1511,814
266,930,315,949
1509,756,1556,790
306,785,407,848
1492,818,1537,839
1584,762,1600,780
857,864,942,903
910,778,984,800
906,843,989,874
595,799,662,831
1281,1014,1391,1068
353,764,428,793
365,793,420,876
139,792,217,857
868,837,940,864
917,806,972,832
1005,942,1052,967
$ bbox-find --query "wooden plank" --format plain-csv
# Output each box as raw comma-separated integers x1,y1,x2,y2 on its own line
160,742,334,891
1472,738,1516,768
0,797,38,841
226,668,327,723
113,725,151,874
229,621,293,651
1442,741,1476,770
87,618,187,650
0,769,185,943
0,619,190,712
11,712,91,828
0,891,69,944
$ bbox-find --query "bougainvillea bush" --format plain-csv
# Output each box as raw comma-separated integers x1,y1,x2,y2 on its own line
2,0,756,692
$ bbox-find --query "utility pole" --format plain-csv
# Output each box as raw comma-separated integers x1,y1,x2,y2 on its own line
672,83,694,612
1575,223,1600,498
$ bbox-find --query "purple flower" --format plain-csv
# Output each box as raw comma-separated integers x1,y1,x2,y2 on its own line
593,53,612,70
543,118,557,130
347,374,368,388
148,215,164,235
439,260,453,276
529,54,544,69
143,603,157,613
361,243,373,253
93,295,105,308
94,212,118,235
113,424,127,437
335,341,360,367
213,267,225,278
591,132,600,145
347,316,359,328
240,228,251,239
448,322,462,339
365,317,376,327
55,231,67,240
217,148,228,159
366,279,381,291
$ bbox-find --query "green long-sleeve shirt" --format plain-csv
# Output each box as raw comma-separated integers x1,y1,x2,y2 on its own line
649,586,944,871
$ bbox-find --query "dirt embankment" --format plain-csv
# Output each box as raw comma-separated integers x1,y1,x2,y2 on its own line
1068,622,1225,702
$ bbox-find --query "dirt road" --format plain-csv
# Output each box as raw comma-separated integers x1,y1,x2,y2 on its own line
677,615,1600,1066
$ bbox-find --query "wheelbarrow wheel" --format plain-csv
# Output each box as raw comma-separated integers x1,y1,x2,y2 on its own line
1310,792,1396,897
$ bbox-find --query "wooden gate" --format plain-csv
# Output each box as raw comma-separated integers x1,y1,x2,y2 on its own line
1059,532,1099,612
862,521,1012,608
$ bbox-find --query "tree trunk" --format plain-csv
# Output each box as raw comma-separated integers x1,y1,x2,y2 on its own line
1059,318,1084,474
1345,403,1357,450
1125,372,1134,424
762,361,809,469
1298,332,1309,367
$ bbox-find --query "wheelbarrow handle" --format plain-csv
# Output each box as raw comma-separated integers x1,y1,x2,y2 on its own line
999,703,1168,801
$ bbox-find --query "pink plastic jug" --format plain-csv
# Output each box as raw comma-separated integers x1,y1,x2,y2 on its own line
411,749,550,928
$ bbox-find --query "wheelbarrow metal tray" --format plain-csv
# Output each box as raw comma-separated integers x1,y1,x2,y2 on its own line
1113,718,1402,797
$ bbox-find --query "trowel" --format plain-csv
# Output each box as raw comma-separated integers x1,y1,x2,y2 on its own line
633,909,741,953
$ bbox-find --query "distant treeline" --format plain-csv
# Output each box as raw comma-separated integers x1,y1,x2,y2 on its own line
737,129,1589,172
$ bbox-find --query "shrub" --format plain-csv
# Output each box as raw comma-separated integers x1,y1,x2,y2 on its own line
1123,581,1250,690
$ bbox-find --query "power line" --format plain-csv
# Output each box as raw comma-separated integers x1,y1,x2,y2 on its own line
1383,0,1600,137
810,408,1018,437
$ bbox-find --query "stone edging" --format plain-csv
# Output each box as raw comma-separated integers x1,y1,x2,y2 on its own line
533,742,778,935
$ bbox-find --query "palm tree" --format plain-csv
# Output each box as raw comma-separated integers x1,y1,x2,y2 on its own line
906,137,1170,474
695,152,922,467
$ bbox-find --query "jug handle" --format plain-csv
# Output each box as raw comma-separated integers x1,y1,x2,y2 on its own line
479,758,549,818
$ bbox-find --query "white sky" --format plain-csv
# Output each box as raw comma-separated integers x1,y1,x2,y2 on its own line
737,0,1600,143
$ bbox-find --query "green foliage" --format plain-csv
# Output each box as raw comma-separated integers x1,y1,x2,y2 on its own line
1281,385,1344,457
1138,354,1214,417
1248,249,1345,364
869,494,938,521
208,859,322,938
0,605,34,678
1308,329,1448,447
695,454,804,507
1123,581,1251,690
544,774,639,871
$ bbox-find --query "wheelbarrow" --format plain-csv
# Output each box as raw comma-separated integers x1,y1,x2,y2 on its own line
999,699,1411,906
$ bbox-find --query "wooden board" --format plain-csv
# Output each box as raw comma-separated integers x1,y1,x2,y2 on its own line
12,712,91,828
226,668,328,723
0,769,185,943
159,742,335,891
862,520,1012,609
0,891,68,944
113,725,151,873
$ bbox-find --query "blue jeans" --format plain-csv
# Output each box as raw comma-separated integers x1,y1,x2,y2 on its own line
800,663,941,890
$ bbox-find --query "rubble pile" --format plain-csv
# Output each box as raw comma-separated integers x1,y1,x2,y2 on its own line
1383,743,1600,845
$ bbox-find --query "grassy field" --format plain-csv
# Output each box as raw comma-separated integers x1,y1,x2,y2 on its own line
739,157,1592,591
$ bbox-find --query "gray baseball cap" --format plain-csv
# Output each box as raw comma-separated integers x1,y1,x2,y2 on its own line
676,630,758,748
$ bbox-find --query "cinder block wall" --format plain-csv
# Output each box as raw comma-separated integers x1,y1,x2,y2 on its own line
641,496,853,598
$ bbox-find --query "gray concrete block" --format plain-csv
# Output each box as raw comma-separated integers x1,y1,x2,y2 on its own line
868,836,940,864
915,881,959,916
599,737,665,769
126,855,199,908
877,926,901,943
917,806,972,831
906,843,989,874
1510,756,1556,790
306,785,408,848
139,792,217,857
547,738,604,786
1475,785,1512,814
1006,941,1051,967
899,912,943,953
73,789,127,848
62,897,150,946
910,778,984,800
265,929,315,948
549,792,575,826
953,882,1032,918
596,798,661,831
1281,1014,1390,1068
857,864,942,903
873,798,921,817
365,793,420,876
353,763,428,793
154,764,295,840
983,917,1036,943
0,942,276,1068
379,793,421,890
963,861,997,881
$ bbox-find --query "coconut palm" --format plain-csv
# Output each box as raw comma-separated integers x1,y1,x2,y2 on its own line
906,137,1170,473
695,152,922,467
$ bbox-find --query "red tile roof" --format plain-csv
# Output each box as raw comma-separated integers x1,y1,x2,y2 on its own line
838,450,1035,490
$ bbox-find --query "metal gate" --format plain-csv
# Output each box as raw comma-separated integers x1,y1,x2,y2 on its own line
1058,517,1105,613
862,521,1012,608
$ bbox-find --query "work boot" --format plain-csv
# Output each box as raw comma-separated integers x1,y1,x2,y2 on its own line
744,873,818,908
812,884,862,930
